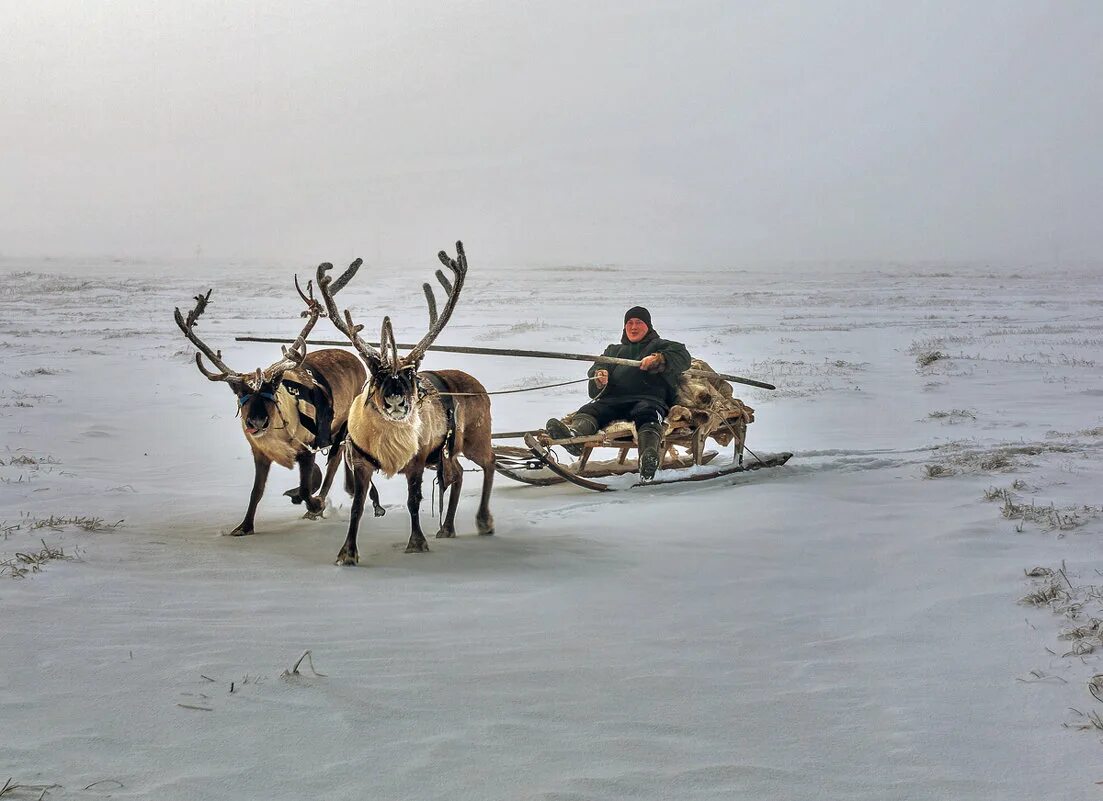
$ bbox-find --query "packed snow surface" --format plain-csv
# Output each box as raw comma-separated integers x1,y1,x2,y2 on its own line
2,259,1102,799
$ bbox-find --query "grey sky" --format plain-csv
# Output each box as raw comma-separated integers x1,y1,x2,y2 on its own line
2,1,1100,267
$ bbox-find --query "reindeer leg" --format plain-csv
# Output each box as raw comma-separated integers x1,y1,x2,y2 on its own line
232,452,271,536
337,459,373,566
405,468,430,553
436,463,461,538
284,463,321,505
475,456,495,536
312,448,344,517
369,480,386,517
297,453,325,519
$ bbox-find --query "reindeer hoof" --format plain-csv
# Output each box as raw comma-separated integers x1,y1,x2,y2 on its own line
373,506,387,518
405,541,431,553
477,518,495,536
335,551,359,566
435,527,456,539
303,509,325,521
229,524,254,537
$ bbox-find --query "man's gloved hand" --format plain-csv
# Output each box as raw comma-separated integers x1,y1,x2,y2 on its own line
593,369,609,387
639,354,665,372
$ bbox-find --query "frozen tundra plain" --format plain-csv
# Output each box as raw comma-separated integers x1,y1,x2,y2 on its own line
2,258,1102,800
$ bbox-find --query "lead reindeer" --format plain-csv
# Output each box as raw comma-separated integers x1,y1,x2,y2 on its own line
174,272,383,535
316,240,495,566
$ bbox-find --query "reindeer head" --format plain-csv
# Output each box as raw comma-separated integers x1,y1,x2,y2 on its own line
174,277,327,437
316,242,468,423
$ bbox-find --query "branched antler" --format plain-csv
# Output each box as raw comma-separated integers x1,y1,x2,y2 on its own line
406,241,468,364
174,289,236,381
264,276,324,377
380,316,399,367
317,259,381,365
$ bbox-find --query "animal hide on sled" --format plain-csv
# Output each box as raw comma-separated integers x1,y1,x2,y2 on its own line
666,358,754,446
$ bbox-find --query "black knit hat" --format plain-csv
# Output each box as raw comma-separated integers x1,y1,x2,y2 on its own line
623,306,652,327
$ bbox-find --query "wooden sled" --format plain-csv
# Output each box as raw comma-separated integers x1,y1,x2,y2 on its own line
492,358,791,491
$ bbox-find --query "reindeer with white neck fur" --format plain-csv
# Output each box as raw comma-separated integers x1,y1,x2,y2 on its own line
316,241,495,566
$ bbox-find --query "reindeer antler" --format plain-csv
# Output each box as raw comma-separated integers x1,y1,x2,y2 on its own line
263,275,324,378
174,289,237,381
405,241,468,364
316,258,382,365
380,316,399,368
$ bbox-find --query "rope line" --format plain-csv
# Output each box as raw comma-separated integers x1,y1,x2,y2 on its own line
432,377,592,397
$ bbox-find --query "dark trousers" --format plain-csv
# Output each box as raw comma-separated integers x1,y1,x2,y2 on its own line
576,397,668,430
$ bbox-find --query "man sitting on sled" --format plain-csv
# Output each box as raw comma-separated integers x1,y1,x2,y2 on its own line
545,306,692,480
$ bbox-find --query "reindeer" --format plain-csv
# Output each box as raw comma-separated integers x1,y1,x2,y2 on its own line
315,241,495,566
174,272,383,536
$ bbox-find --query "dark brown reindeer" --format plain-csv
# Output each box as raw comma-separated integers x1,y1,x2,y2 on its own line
316,241,495,566
174,273,383,535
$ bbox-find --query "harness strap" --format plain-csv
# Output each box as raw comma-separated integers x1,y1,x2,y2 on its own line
419,372,457,456
419,371,459,519
281,368,336,449
239,391,277,406
346,437,382,470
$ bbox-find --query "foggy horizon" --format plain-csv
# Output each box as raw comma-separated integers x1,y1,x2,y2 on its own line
3,1,1101,268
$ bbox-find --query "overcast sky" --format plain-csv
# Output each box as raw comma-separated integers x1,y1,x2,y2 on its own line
2,1,1100,267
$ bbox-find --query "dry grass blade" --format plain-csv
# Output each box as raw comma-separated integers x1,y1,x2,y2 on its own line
1016,669,1068,684
83,779,125,791
282,649,327,678
176,703,214,712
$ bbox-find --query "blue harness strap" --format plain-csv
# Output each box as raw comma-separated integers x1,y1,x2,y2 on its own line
239,391,277,406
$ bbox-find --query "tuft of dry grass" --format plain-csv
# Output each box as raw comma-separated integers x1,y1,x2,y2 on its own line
916,350,945,367
29,515,123,533
928,408,976,421
925,442,1079,481
999,496,1101,533
1047,425,1103,439
0,514,123,539
1021,562,1103,721
1065,708,1103,731
0,539,72,579
1020,581,1068,607
924,464,956,479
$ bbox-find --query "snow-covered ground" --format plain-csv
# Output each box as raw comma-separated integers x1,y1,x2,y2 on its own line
2,257,1102,800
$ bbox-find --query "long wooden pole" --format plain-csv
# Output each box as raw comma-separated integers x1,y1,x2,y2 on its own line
235,336,776,390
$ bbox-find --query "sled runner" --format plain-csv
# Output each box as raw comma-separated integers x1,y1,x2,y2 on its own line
491,434,790,492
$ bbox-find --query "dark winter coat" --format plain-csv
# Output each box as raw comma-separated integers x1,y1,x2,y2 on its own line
586,329,692,405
